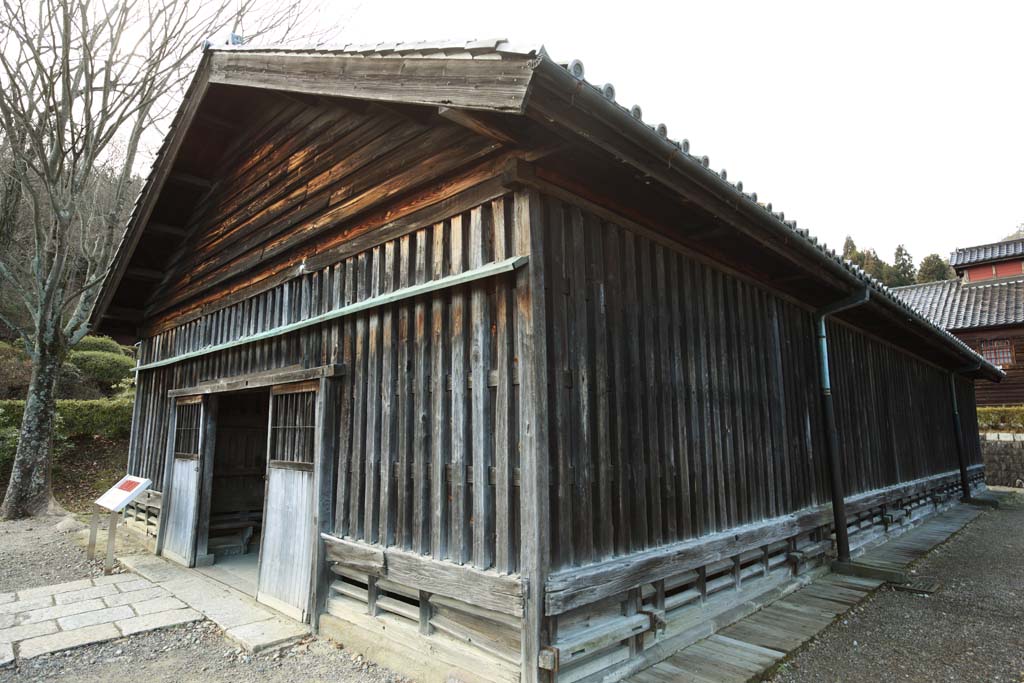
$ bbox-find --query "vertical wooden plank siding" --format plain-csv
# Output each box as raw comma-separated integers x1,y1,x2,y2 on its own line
537,192,982,572
130,196,525,575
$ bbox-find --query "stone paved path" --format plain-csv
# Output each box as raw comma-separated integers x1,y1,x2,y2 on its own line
0,572,201,666
120,554,308,653
1,552,309,667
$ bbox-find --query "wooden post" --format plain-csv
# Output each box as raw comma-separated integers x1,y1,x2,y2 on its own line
512,187,551,683
418,590,433,636
87,507,100,560
155,399,178,557
104,510,119,574
195,395,219,567
310,375,339,633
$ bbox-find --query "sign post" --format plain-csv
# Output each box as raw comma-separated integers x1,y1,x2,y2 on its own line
91,475,151,574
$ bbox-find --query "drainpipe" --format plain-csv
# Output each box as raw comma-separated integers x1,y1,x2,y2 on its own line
946,366,978,499
815,287,870,564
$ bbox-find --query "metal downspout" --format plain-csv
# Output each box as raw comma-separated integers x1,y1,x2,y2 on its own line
950,364,980,501
815,288,870,564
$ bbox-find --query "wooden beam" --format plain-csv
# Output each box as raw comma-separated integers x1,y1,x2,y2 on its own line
137,255,528,372
321,533,524,616
311,377,339,635
439,107,518,145
208,52,536,113
168,171,213,190
166,364,344,397
103,305,144,321
513,188,551,682
149,222,188,239
125,266,165,283
196,111,238,132
542,466,980,616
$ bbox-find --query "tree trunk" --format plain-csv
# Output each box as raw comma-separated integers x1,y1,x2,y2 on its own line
0,343,62,519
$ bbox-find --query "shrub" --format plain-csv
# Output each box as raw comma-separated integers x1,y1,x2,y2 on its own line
0,342,31,399
57,363,104,400
0,398,133,439
74,335,126,355
0,424,18,485
977,406,1024,433
67,350,135,391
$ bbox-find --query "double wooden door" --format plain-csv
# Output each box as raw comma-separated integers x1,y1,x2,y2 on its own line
159,381,321,623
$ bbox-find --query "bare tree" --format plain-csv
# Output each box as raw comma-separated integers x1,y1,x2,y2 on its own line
0,0,333,518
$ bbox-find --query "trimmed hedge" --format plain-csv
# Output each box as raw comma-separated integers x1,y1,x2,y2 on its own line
74,335,125,355
977,406,1024,433
0,399,133,439
67,350,135,389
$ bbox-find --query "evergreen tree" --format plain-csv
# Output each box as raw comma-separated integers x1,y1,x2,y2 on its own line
842,236,858,261
891,245,917,286
917,254,955,283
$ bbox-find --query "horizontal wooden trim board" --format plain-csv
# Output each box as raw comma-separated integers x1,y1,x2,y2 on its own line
268,459,314,472
167,364,343,397
544,466,979,615
137,255,528,372
321,533,523,617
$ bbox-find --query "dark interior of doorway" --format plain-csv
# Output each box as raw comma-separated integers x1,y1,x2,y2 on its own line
199,389,269,597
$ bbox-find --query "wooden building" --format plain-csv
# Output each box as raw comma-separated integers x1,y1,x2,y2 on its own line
91,41,999,683
895,239,1024,406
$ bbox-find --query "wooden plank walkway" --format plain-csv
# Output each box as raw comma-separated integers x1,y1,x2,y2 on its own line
627,502,986,683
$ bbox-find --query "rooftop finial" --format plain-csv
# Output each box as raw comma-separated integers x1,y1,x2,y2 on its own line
601,83,616,101
568,59,585,80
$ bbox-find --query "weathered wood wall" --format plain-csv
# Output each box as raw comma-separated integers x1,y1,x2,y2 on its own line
538,192,983,573
329,198,522,573
127,194,525,575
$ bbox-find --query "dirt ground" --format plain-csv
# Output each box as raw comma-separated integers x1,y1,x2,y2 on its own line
768,491,1024,683
0,514,110,593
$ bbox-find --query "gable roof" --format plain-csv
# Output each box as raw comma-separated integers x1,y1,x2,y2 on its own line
950,236,1024,269
893,278,1024,331
90,39,1001,381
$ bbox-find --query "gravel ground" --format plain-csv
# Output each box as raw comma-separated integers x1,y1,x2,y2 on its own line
0,513,109,592
769,491,1024,683
0,514,405,682
0,620,410,683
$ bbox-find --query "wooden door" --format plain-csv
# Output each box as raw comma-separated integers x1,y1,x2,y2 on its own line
160,397,205,567
256,382,318,621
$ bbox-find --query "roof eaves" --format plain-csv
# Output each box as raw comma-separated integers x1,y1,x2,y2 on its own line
527,55,1002,381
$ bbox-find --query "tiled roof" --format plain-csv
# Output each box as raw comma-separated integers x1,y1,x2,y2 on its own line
950,237,1024,268
892,278,1024,330
93,38,1002,380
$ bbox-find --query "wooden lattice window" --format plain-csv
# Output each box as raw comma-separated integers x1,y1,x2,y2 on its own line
174,400,202,458
269,384,317,464
980,339,1014,367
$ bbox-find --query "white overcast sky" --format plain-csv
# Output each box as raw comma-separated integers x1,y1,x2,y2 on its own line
311,0,1024,265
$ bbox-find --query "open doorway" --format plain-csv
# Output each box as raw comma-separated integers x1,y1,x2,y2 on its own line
196,389,269,597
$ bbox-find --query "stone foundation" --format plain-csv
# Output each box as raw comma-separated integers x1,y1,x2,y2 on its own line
981,433,1024,487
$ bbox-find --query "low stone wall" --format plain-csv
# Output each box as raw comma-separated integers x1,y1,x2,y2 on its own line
981,433,1024,487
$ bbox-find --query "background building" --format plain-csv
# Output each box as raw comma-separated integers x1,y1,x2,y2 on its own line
895,237,1024,405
